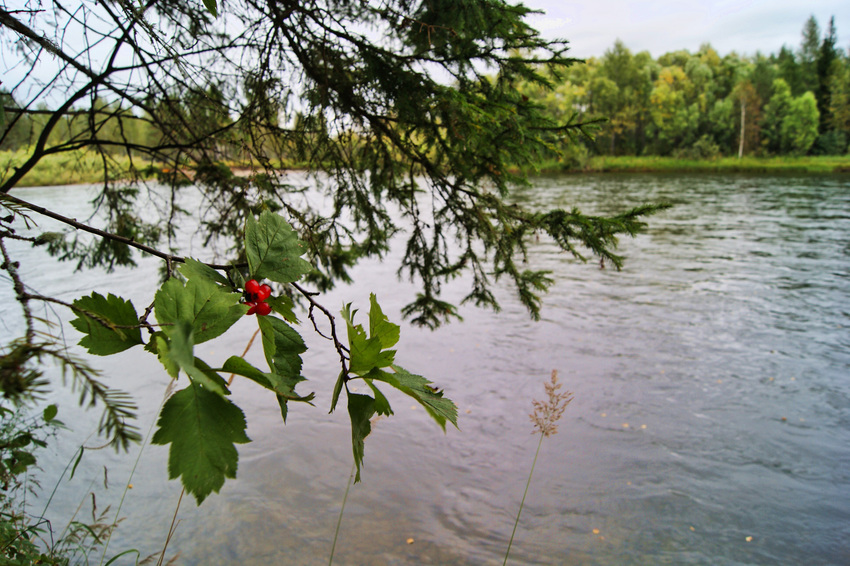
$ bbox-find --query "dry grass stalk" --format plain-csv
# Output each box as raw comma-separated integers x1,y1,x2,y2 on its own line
529,370,573,437
504,370,574,565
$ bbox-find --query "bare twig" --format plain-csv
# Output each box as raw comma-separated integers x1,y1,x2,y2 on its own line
291,281,350,378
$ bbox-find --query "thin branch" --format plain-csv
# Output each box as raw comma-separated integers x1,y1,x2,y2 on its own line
0,236,34,341
1,192,240,271
291,281,349,377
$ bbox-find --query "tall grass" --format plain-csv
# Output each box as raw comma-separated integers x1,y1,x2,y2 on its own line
503,370,573,565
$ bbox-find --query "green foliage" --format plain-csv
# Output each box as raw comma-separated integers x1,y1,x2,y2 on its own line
1,0,669,521
782,92,821,155
70,293,144,356
245,211,313,284
762,78,794,153
151,383,250,504
68,211,453,502
335,295,458,481
0,403,135,565
511,15,847,158
154,275,246,345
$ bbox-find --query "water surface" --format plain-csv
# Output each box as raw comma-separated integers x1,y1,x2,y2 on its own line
4,173,849,565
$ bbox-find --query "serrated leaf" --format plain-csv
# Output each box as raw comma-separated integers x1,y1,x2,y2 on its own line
145,332,180,378
365,380,393,416
178,258,230,287
257,315,307,385
245,211,313,284
347,393,376,483
266,294,298,323
155,276,246,345
151,383,250,505
256,316,313,420
370,366,458,431
70,293,143,355
369,293,399,349
166,320,228,395
342,301,395,375
222,356,273,390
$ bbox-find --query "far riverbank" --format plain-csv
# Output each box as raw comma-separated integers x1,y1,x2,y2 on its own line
4,150,849,188
540,155,850,175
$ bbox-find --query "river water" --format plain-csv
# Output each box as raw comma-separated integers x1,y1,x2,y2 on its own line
3,173,849,565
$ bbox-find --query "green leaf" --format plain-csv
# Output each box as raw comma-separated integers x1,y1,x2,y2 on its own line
151,383,250,505
370,366,458,431
368,293,399,349
70,292,144,355
257,315,307,387
347,393,376,483
155,276,247,345
42,404,58,422
221,356,273,390
202,0,218,17
329,370,345,414
276,395,289,423
145,332,180,378
364,380,393,416
256,316,314,420
166,320,229,395
266,294,298,323
342,301,395,375
245,211,313,284
69,446,84,480
178,257,230,287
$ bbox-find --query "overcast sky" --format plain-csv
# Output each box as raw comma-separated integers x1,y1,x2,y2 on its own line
523,0,850,60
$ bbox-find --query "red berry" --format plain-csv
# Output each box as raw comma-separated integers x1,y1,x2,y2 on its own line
245,301,258,315
254,301,272,316
245,279,260,295
256,284,272,302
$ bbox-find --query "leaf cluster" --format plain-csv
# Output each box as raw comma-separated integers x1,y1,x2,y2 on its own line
62,211,455,504
331,294,458,481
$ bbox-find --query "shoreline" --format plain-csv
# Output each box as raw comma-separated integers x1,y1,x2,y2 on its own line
5,155,850,188
537,155,850,175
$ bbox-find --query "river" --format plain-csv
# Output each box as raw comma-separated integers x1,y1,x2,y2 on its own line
3,173,849,565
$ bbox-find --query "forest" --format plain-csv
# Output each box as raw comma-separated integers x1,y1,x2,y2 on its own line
522,14,849,163
2,14,848,173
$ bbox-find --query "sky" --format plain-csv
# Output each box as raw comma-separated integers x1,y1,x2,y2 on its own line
522,0,850,60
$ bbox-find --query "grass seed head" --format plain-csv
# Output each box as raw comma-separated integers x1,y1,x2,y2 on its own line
529,370,573,437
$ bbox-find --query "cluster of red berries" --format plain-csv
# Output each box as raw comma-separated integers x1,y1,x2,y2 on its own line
244,279,272,316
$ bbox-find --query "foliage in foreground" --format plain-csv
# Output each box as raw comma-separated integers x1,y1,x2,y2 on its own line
0,404,124,565
0,0,666,521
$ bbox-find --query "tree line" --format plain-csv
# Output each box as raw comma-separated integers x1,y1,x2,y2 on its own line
4,14,847,167
520,14,849,162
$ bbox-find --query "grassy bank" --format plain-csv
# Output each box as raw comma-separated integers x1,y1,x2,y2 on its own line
0,149,305,188
541,155,850,174
0,148,149,188
4,150,850,188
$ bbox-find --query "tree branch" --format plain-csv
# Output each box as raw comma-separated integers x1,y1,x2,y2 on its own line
1,192,238,271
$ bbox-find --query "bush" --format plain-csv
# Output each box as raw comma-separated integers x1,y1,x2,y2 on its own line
672,135,722,160
811,130,848,155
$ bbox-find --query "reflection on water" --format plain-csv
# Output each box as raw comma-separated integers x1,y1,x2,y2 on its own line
4,173,850,565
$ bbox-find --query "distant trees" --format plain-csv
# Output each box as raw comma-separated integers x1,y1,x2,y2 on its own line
523,14,849,159
3,12,846,161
